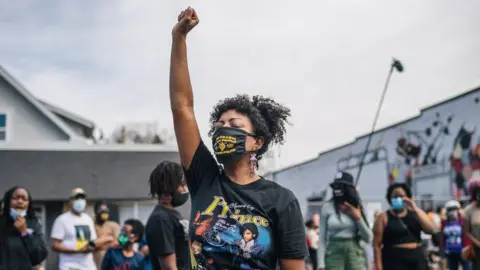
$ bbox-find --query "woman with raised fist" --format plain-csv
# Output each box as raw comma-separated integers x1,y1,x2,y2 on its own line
167,7,308,270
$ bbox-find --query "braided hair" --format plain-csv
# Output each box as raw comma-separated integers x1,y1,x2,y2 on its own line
149,161,184,198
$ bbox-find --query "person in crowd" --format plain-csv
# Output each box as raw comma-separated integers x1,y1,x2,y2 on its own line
101,219,145,270
441,200,471,270
169,7,308,269
312,213,320,228
427,207,443,231
459,200,467,217
317,172,372,270
463,178,480,268
305,219,318,270
373,183,436,270
438,206,447,222
51,188,111,270
138,234,152,270
145,161,190,270
0,186,48,270
93,201,120,269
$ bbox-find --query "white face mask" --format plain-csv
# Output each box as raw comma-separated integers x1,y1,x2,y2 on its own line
72,199,86,212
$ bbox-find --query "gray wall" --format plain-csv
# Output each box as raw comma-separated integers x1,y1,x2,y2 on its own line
272,87,480,217
0,74,70,142
0,150,180,200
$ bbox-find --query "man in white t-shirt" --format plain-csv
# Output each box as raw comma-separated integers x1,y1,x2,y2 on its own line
51,188,98,270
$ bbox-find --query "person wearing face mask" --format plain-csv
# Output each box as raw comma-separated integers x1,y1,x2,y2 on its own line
317,172,372,270
168,7,308,270
441,200,471,270
101,219,145,270
373,183,436,270
93,202,120,269
145,161,190,270
0,186,48,270
463,178,480,268
51,188,98,270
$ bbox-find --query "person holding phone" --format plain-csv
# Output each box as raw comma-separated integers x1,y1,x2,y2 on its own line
373,183,436,270
317,172,372,270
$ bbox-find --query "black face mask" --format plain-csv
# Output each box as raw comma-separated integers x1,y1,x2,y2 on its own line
172,192,189,207
212,127,256,164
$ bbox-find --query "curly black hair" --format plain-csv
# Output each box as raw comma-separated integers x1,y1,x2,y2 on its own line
149,161,184,198
239,223,259,240
386,183,412,204
208,94,291,160
124,218,145,243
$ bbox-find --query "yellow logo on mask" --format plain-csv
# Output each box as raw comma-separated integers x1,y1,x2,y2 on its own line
214,136,237,155
219,142,226,151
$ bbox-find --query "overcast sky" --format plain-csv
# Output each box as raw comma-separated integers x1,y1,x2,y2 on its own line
1,0,479,169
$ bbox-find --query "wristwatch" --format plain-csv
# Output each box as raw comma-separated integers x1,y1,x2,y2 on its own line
88,240,96,250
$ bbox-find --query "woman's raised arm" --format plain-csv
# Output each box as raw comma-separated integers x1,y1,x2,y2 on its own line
170,7,201,169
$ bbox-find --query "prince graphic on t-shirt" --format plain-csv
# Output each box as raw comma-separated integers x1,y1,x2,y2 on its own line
185,141,308,270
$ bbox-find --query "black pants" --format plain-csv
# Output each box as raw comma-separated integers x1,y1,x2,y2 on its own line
382,246,426,270
308,248,317,270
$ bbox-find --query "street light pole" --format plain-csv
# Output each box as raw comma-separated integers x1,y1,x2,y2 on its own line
355,59,404,186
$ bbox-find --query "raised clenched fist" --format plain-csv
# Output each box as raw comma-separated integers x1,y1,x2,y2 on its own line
172,7,199,38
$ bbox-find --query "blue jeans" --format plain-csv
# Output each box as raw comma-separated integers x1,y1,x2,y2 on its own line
447,253,471,270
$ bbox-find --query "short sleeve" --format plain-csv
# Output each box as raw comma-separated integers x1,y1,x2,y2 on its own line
146,215,176,257
138,234,148,249
101,248,113,269
50,217,65,240
89,219,98,241
184,140,220,197
276,199,309,259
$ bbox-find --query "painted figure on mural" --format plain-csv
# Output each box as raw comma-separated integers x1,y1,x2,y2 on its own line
389,113,453,185
449,125,480,200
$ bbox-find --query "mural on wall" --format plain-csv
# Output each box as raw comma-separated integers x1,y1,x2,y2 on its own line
336,94,480,200
389,112,453,187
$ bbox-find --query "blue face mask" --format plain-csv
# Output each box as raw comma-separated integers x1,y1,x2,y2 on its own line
72,199,86,213
391,197,405,211
10,208,27,220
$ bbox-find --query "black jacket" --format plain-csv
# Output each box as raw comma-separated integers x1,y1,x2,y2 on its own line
0,217,48,270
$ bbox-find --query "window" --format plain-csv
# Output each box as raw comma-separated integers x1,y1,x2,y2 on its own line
0,114,6,140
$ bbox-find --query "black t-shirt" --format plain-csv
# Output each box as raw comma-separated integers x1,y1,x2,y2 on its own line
185,141,308,270
145,204,190,270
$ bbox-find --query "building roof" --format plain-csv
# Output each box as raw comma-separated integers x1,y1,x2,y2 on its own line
38,99,96,129
1,141,178,152
0,148,180,201
0,65,99,140
0,66,84,141
354,85,480,141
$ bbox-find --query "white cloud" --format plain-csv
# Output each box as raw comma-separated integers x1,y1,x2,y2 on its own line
0,0,479,168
